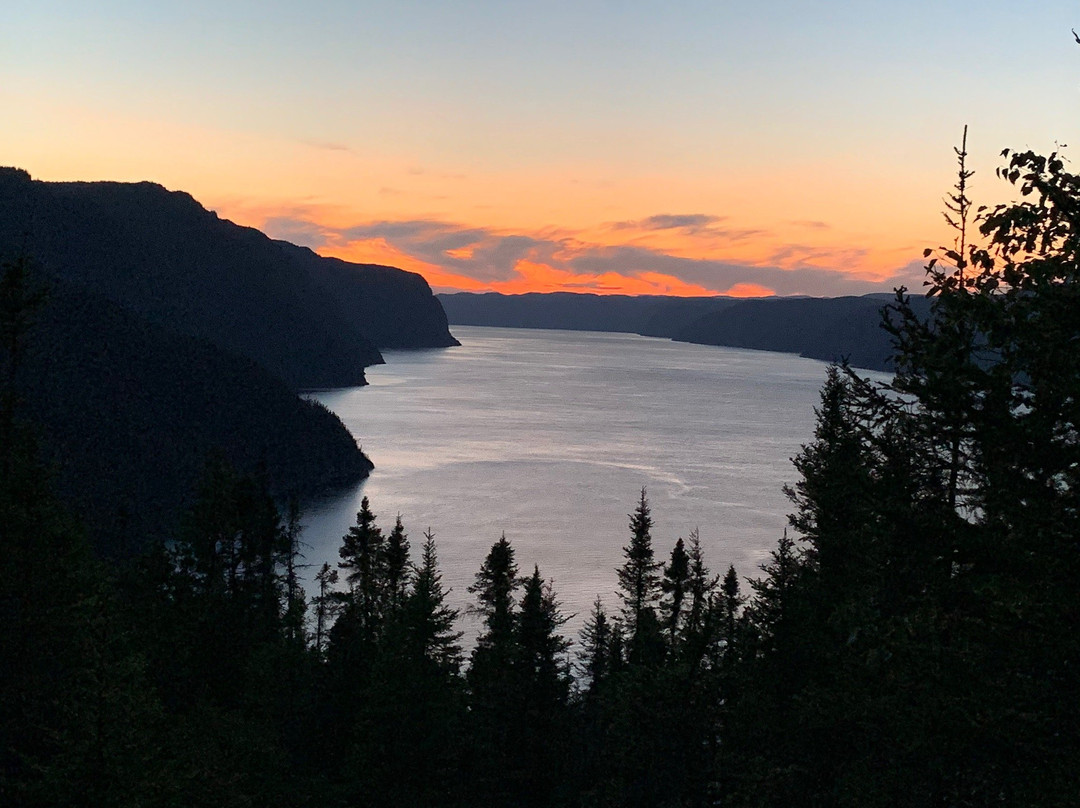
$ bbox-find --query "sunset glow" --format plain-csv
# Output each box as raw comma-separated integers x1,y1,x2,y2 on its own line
3,2,1076,297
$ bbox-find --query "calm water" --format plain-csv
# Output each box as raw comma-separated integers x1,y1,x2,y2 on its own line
303,326,864,640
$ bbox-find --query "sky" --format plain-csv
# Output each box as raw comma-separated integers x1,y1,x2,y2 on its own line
3,1,1077,297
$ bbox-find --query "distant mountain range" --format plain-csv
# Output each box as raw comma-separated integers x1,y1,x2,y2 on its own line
438,291,933,372
0,166,457,555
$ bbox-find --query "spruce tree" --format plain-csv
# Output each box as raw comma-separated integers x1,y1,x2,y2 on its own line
469,532,519,658
336,495,386,647
578,596,612,695
715,565,744,668
404,529,462,673
311,562,339,656
384,514,411,613
466,534,523,807
681,528,718,666
514,566,572,807
282,498,307,648
616,488,662,661
659,536,690,648
346,528,464,808
517,565,570,701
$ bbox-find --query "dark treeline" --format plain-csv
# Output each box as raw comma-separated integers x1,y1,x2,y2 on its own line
3,147,1079,806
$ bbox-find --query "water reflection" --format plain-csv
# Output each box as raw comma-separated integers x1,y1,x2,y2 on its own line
301,326,881,640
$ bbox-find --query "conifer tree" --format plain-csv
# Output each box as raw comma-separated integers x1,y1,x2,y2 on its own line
743,530,804,655
616,488,662,661
682,528,718,665
514,566,572,807
344,528,464,808
659,536,690,647
384,514,411,613
311,562,339,656
517,565,571,700
715,565,744,668
404,529,462,673
466,534,523,806
337,496,385,645
578,596,613,695
282,498,307,648
469,532,519,658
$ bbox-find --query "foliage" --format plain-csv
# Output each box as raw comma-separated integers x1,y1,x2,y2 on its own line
722,139,1080,806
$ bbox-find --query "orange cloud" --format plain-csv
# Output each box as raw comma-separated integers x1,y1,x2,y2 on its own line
242,199,928,298
318,239,721,297
720,282,775,298
319,238,491,291
488,261,719,297
444,245,477,260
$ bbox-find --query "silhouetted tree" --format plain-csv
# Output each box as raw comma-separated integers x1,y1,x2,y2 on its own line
465,534,522,806
659,536,690,649
384,514,411,613
681,528,718,666
336,496,385,647
514,565,572,807
617,488,663,665
404,529,462,673
578,596,613,696
311,562,339,657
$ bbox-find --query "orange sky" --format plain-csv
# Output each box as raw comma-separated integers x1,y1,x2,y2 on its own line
3,3,1075,297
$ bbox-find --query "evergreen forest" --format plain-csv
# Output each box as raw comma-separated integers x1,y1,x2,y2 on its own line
2,146,1078,806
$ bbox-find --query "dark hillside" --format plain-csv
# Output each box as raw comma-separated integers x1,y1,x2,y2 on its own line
635,296,741,337
277,241,459,350
674,295,933,371
16,278,372,555
0,167,456,389
438,290,926,371
438,291,729,334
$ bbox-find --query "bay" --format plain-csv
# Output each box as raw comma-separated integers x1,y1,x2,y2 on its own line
302,325,867,641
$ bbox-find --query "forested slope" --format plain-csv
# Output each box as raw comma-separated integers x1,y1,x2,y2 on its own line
15,274,371,555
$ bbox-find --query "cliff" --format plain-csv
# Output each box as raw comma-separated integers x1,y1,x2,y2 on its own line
0,167,457,390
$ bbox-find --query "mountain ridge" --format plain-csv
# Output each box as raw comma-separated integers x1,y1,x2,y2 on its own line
0,167,458,390
438,290,932,372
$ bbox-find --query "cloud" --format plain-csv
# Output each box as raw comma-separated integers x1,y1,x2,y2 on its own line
613,213,726,232
721,282,776,297
789,219,831,230
261,216,330,249
407,166,467,180
257,211,927,298
566,245,909,297
301,140,354,153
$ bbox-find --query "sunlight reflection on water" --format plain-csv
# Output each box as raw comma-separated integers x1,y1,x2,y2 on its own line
302,326,886,643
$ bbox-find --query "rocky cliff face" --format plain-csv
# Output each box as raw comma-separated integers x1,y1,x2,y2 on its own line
277,241,459,351
0,167,457,390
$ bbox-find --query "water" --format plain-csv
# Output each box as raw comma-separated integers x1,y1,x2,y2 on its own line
302,326,867,642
